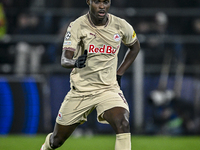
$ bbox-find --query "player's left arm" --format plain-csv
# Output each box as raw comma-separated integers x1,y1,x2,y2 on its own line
117,40,140,76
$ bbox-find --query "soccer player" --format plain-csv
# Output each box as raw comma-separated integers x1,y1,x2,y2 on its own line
40,0,140,150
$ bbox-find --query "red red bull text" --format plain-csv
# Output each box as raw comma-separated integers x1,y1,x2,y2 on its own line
89,44,119,54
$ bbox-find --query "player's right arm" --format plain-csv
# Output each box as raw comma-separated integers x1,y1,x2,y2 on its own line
61,49,75,68
61,49,88,69
61,20,86,69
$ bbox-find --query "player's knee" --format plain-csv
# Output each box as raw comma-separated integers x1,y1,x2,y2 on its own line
50,135,65,149
120,119,130,132
115,118,130,133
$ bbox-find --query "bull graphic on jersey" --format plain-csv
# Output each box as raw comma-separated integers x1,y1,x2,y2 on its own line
113,33,121,42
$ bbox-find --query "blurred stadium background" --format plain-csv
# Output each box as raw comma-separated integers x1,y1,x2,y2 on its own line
0,0,200,149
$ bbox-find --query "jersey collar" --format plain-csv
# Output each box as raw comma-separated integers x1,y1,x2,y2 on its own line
87,12,109,28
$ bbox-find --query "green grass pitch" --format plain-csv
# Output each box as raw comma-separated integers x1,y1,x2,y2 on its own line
0,135,200,150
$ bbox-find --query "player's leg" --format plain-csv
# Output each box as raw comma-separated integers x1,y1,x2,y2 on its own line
41,90,94,150
50,123,80,149
103,107,130,133
41,122,79,150
103,107,131,150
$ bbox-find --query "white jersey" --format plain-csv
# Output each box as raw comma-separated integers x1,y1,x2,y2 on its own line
62,13,138,93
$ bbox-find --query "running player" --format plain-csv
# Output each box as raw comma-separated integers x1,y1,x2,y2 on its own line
41,0,140,150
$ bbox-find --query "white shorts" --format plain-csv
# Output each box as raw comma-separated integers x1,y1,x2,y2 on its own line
56,88,129,125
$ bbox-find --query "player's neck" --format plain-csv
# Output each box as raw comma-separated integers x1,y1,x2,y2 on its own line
89,13,108,26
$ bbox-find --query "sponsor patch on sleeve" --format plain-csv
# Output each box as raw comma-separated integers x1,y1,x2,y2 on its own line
132,31,136,38
64,41,72,46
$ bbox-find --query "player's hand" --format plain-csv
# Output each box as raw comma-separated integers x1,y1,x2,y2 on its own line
74,50,88,68
117,75,122,87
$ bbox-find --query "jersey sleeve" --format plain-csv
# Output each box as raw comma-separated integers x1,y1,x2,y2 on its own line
120,19,138,47
62,21,81,52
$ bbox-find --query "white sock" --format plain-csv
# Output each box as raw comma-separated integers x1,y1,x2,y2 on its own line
42,133,53,150
115,133,131,150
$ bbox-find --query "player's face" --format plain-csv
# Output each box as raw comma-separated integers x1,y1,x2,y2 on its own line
87,0,111,25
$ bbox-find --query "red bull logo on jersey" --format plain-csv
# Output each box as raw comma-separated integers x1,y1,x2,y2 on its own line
114,33,121,42
89,44,119,54
58,112,62,120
